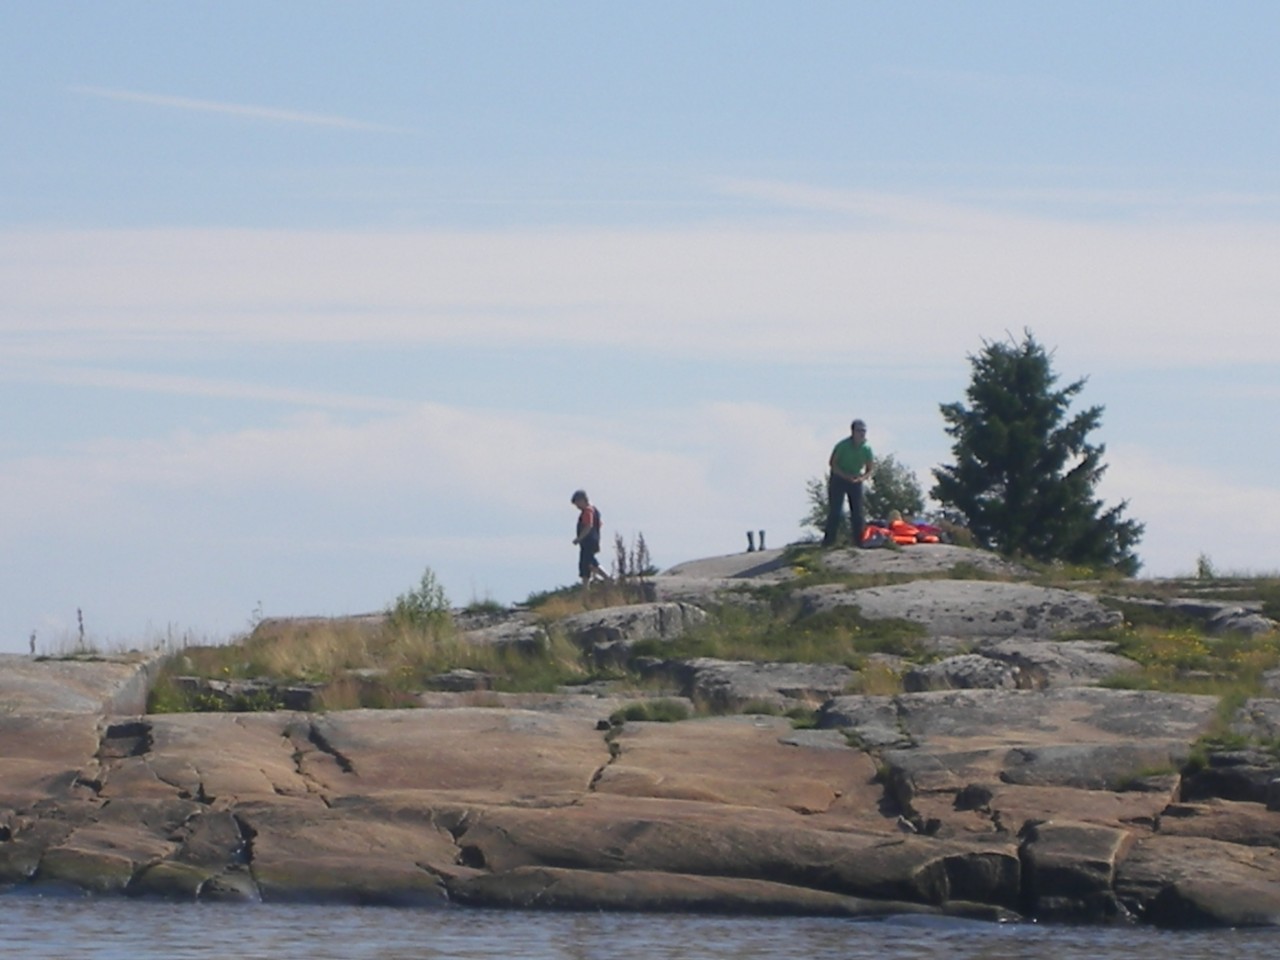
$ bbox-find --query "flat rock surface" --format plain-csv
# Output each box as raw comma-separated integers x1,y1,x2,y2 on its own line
798,580,1122,640
0,653,157,714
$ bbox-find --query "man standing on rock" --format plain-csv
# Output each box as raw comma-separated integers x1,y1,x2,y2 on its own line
571,489,609,586
823,419,875,548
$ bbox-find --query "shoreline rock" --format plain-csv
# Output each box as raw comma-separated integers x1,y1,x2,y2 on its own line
2,545,1279,927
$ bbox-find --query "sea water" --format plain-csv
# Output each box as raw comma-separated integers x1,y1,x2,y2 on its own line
3,896,1278,960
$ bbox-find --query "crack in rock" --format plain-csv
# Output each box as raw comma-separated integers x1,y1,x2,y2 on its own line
306,722,356,775
587,731,624,793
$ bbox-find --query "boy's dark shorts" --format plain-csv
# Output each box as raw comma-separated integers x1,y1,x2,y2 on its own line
578,540,600,578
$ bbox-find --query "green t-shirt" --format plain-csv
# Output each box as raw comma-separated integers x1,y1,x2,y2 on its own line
830,437,874,478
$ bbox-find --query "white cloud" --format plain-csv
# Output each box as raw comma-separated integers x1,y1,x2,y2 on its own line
1104,445,1280,577
68,85,410,133
4,366,410,413
5,203,1279,373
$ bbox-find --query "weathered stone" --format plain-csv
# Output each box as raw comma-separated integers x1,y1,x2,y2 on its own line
232,799,456,906
1000,743,1189,791
36,845,139,894
1181,749,1280,804
1116,596,1278,637
127,860,221,900
298,708,609,803
1231,698,1280,739
1158,800,1280,848
0,816,81,885
5,547,1279,927
452,797,1021,909
0,653,160,715
447,865,943,917
1115,835,1280,927
0,712,102,802
903,654,1025,692
656,658,855,711
559,602,709,663
172,676,320,712
796,581,1122,641
593,715,879,818
457,618,547,652
427,668,492,692
977,638,1141,688
818,695,912,748
1020,820,1134,921
817,544,1031,578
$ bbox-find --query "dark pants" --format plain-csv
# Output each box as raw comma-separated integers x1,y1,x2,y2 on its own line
578,537,601,579
822,476,864,547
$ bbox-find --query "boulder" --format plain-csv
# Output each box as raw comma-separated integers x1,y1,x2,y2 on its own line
1231,698,1280,740
1020,820,1135,921
231,799,455,906
817,544,1031,578
558,602,709,664
1180,749,1280,804
457,617,547,652
0,653,159,715
818,696,912,749
1115,834,1280,927
978,638,1141,688
1115,596,1278,637
1158,800,1280,848
796,580,1122,642
903,654,1025,692
653,658,855,711
451,796,1021,909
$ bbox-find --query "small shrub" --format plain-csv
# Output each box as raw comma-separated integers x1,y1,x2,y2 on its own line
390,567,452,628
1196,553,1218,581
612,531,656,580
739,700,783,716
464,598,507,616
609,699,691,724
852,661,905,696
529,581,650,623
786,706,820,729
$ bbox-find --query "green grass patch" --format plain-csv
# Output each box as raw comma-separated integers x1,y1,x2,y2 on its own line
609,699,692,724
146,614,601,713
1096,622,1280,696
628,601,926,668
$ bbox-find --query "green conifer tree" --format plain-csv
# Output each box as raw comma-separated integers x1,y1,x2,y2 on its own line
931,331,1143,574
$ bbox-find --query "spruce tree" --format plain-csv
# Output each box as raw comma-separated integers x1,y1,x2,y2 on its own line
931,331,1143,574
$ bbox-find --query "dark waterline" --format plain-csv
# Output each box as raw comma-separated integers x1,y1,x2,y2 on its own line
4,897,1280,960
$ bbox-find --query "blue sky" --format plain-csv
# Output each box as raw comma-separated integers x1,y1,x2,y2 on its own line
3,2,1279,652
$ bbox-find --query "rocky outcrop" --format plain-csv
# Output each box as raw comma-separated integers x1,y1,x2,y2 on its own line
1114,595,1279,637
797,580,1122,644
639,658,855,711
558,602,709,665
4,544,1280,927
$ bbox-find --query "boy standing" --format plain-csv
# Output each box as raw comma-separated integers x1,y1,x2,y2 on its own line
571,490,608,586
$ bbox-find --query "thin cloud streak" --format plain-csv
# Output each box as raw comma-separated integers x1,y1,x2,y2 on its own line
3,365,411,413
68,85,411,133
